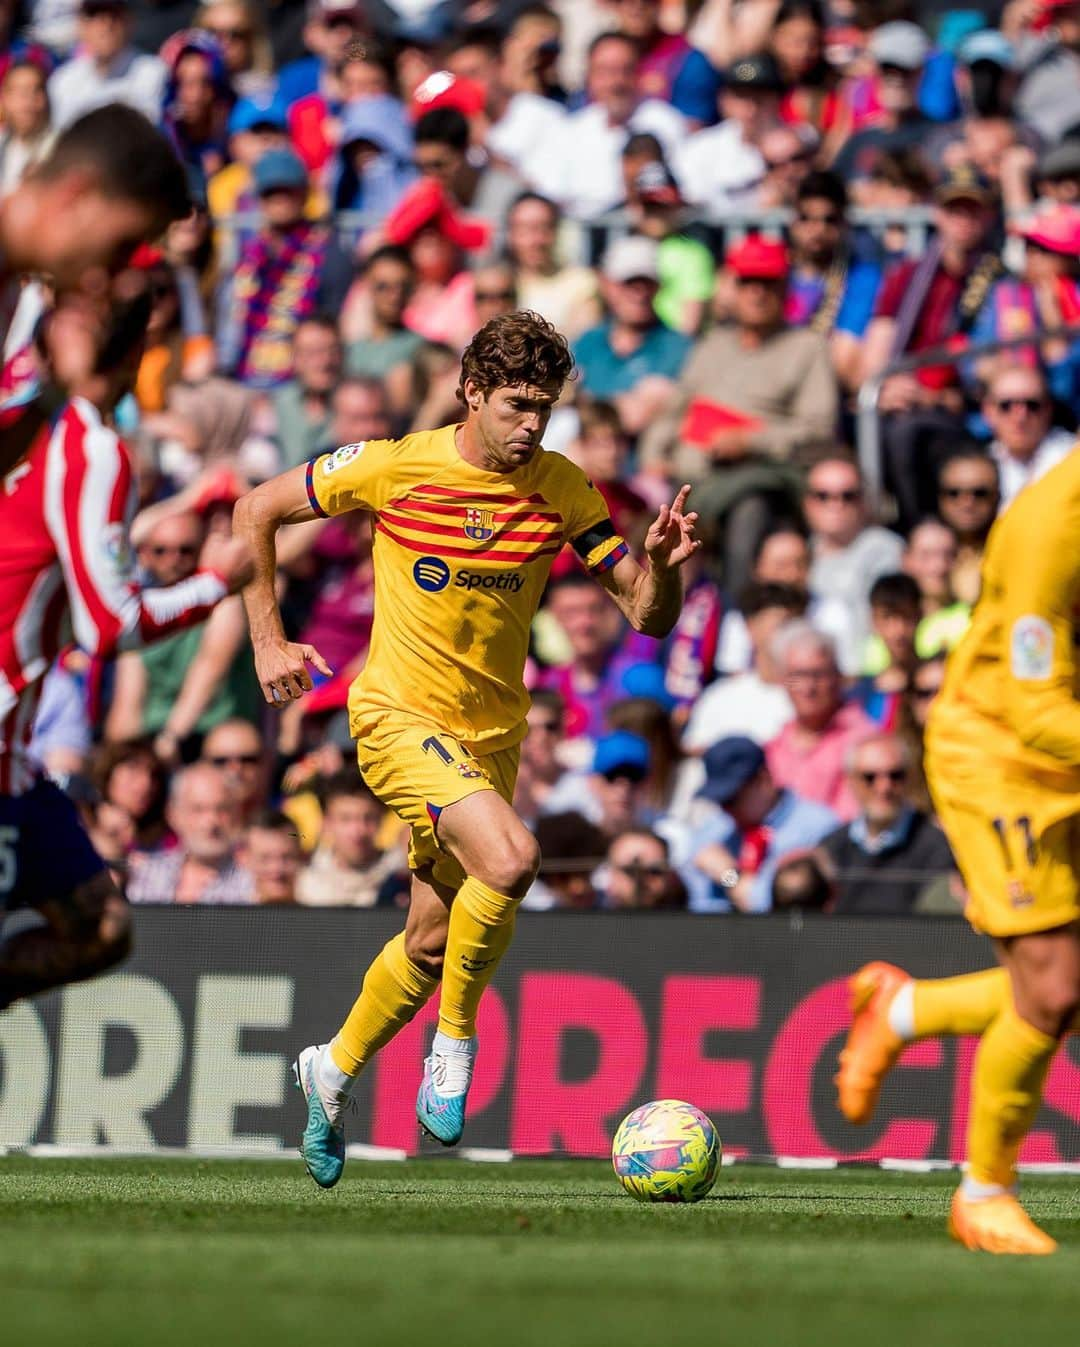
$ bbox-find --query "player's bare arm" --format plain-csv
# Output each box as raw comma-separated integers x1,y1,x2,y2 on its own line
595,483,700,636
232,463,333,705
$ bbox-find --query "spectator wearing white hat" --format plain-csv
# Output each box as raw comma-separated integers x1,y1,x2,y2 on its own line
832,22,934,196
572,234,692,435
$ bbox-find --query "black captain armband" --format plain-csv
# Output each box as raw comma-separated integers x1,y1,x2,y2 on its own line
571,518,629,575
571,518,617,558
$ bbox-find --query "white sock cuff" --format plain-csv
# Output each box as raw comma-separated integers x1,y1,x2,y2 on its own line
886,981,916,1041
432,1029,477,1056
319,1040,356,1093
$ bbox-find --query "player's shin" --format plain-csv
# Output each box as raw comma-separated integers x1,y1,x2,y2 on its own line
966,999,1058,1191
436,875,519,1040
330,931,440,1081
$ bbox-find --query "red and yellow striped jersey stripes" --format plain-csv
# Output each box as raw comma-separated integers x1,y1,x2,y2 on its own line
306,423,627,751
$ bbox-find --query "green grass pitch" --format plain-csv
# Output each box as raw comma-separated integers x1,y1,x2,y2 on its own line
2,1158,1079,1347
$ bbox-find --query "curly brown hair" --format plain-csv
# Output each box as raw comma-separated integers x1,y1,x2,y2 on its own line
457,310,575,403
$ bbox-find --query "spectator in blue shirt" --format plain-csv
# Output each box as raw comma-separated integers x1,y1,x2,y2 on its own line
682,735,838,913
572,235,691,437
785,171,881,392
275,0,365,109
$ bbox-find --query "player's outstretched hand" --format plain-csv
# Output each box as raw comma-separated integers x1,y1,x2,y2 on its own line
200,534,255,593
644,484,701,570
255,640,334,707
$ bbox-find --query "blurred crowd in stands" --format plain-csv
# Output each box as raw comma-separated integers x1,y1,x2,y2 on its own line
6,0,1080,914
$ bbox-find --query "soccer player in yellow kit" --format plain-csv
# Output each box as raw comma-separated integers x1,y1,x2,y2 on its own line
233,312,699,1187
836,450,1080,1254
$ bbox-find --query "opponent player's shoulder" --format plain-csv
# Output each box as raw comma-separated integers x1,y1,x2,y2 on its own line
56,396,132,474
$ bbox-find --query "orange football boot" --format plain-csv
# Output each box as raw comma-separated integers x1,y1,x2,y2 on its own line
948,1188,1058,1256
835,961,911,1124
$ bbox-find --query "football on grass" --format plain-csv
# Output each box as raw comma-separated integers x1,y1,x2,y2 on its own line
611,1099,721,1203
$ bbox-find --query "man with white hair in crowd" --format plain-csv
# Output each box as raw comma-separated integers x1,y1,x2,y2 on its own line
765,622,875,822
127,762,252,904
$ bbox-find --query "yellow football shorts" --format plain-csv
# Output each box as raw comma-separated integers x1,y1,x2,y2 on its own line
356,712,520,891
927,723,1080,938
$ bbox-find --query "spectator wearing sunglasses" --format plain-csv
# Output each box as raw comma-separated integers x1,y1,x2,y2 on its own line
804,458,903,649
201,718,267,827
981,363,1076,508
601,828,686,911
785,171,882,392
935,447,1000,606
106,511,261,758
815,732,955,915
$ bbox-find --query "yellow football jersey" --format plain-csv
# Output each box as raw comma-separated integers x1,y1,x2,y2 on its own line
929,445,1080,803
306,423,626,752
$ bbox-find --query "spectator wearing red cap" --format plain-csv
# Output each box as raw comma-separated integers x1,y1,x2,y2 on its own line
411,105,520,238
377,177,487,350
527,31,687,219
641,234,838,586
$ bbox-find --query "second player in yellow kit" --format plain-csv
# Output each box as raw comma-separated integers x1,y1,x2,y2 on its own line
837,450,1080,1255
235,312,700,1187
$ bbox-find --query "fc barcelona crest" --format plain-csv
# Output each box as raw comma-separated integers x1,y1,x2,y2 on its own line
464,507,495,542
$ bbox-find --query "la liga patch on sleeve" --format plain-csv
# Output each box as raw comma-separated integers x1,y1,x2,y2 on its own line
1010,615,1054,680
323,442,365,474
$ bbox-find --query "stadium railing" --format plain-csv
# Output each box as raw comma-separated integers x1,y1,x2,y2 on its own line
215,204,939,271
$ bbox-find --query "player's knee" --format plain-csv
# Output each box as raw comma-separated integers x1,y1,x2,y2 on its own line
1033,975,1080,1033
480,834,541,899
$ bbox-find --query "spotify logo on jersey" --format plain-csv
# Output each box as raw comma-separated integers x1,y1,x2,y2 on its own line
413,556,451,592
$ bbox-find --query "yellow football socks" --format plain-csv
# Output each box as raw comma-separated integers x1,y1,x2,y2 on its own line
967,1000,1058,1188
912,969,1080,1040
437,875,518,1040
913,968,1010,1038
330,932,439,1077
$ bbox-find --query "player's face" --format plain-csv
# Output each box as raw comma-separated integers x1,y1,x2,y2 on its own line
45,190,162,291
472,381,560,470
